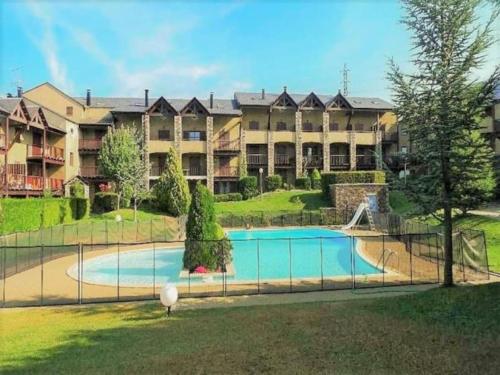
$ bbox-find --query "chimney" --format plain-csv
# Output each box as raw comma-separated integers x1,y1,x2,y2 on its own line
17,86,23,98
86,89,91,106
6,93,13,98
261,89,265,99
283,86,287,93
209,92,214,109
144,89,149,107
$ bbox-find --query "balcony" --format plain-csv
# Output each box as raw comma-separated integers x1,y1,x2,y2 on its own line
302,123,322,132
27,145,65,164
214,166,239,178
214,139,240,153
47,177,64,192
356,155,376,169
183,165,207,177
382,131,398,142
80,166,103,178
330,155,350,169
79,139,102,151
0,134,5,151
247,153,267,165
303,154,323,167
275,154,294,166
7,174,44,191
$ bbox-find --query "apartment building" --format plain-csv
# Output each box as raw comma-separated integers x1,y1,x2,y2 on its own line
480,86,500,177
0,82,400,197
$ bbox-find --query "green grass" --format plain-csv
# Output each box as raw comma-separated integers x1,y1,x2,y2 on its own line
85,206,170,222
1,283,499,374
388,190,417,215
215,190,330,214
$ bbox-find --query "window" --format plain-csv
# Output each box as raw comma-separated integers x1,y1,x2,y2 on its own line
158,130,170,140
183,131,206,141
249,121,260,130
303,122,313,132
70,152,74,166
276,121,287,131
66,106,73,116
329,122,339,131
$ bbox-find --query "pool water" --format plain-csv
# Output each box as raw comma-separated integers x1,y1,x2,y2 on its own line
69,228,381,287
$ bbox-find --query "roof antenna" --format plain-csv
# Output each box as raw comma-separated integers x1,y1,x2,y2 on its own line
341,63,350,96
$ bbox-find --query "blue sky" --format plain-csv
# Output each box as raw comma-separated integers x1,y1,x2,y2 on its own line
0,0,498,100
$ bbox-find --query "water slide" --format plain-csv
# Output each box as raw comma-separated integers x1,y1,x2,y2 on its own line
342,203,367,230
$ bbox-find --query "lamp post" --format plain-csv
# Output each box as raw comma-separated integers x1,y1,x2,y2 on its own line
259,167,264,199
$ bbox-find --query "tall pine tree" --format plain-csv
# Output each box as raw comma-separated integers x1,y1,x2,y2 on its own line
389,0,499,286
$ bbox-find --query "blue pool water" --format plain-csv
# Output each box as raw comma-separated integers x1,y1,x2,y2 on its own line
69,228,381,286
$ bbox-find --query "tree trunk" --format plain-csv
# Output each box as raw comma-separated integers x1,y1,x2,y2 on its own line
441,153,454,287
133,198,137,222
117,190,121,211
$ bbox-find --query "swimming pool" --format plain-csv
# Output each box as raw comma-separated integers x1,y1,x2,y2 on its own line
68,227,382,287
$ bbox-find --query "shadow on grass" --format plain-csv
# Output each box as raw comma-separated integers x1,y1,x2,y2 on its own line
289,191,329,211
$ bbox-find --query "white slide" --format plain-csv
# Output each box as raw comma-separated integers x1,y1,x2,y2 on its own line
342,203,367,230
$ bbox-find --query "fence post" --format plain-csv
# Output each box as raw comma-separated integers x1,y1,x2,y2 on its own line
459,232,466,282
78,243,82,304
409,234,413,285
2,246,6,307
117,243,120,301
350,236,355,289
382,235,385,286
153,242,156,299
150,219,153,242
40,245,44,306
105,220,109,245
482,230,490,280
320,237,324,290
288,238,292,292
434,233,440,283
62,224,65,246
257,239,260,294
90,221,93,245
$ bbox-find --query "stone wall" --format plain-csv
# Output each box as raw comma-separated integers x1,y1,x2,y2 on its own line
330,183,389,212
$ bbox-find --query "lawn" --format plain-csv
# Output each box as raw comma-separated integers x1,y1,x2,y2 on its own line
84,206,170,222
215,190,330,215
1,283,499,374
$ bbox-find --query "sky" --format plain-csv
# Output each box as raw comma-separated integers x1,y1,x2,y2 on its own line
0,0,498,101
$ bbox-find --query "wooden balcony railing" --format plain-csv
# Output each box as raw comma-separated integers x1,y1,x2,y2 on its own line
275,154,294,165
7,174,44,191
80,166,103,177
330,155,350,167
27,145,65,161
247,154,267,165
303,155,323,166
79,139,102,150
27,144,43,158
47,178,64,191
214,139,240,152
214,166,239,177
183,165,207,176
0,134,5,150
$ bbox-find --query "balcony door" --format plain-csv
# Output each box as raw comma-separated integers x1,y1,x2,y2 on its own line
33,132,42,146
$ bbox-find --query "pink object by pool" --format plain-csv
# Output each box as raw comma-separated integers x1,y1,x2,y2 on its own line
194,266,208,273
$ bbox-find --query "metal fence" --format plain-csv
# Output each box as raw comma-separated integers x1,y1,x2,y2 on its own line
0,217,181,247
1,231,489,308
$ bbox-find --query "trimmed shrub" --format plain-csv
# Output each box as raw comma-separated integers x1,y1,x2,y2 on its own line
93,192,119,213
72,198,90,220
239,176,258,200
154,148,191,216
70,181,85,198
310,169,322,190
265,175,282,191
321,171,386,196
41,199,63,228
295,177,311,190
214,193,243,202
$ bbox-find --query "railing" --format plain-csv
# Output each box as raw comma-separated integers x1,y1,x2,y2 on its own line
0,134,5,150
45,146,65,161
303,155,323,166
330,155,349,167
247,154,267,165
275,154,294,165
302,124,322,132
382,132,398,142
356,155,376,167
214,139,240,152
27,144,43,158
214,166,239,177
79,139,102,150
183,165,207,176
80,166,102,177
7,174,44,191
47,178,64,191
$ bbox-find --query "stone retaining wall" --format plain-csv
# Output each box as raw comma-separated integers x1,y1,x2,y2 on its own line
330,183,389,212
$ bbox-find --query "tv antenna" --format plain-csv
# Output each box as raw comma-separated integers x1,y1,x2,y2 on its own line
10,66,24,90
341,63,350,96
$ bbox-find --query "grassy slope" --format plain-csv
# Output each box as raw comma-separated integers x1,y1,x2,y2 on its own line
1,283,499,374
389,191,500,272
215,190,329,215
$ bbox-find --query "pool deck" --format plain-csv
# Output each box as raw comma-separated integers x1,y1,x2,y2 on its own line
2,228,495,307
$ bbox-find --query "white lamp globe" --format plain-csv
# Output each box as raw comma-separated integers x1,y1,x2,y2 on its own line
160,284,178,308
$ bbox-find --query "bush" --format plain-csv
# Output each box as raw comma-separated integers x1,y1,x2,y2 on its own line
72,198,90,220
70,181,85,198
239,176,258,200
295,177,311,190
93,192,119,213
154,148,191,216
214,193,243,202
321,171,386,196
265,175,282,191
310,169,322,190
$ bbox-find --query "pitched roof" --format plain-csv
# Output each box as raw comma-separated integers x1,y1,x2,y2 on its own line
23,98,67,133
234,91,393,110
0,98,23,113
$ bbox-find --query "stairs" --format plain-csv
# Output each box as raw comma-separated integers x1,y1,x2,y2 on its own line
363,196,376,231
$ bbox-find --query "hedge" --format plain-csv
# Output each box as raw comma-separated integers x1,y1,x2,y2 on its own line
310,169,322,190
321,171,386,196
93,192,119,213
214,193,243,202
0,197,89,234
295,177,311,190
239,176,258,200
265,175,282,191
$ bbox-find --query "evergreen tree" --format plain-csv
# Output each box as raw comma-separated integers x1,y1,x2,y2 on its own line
154,148,190,216
388,0,499,286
